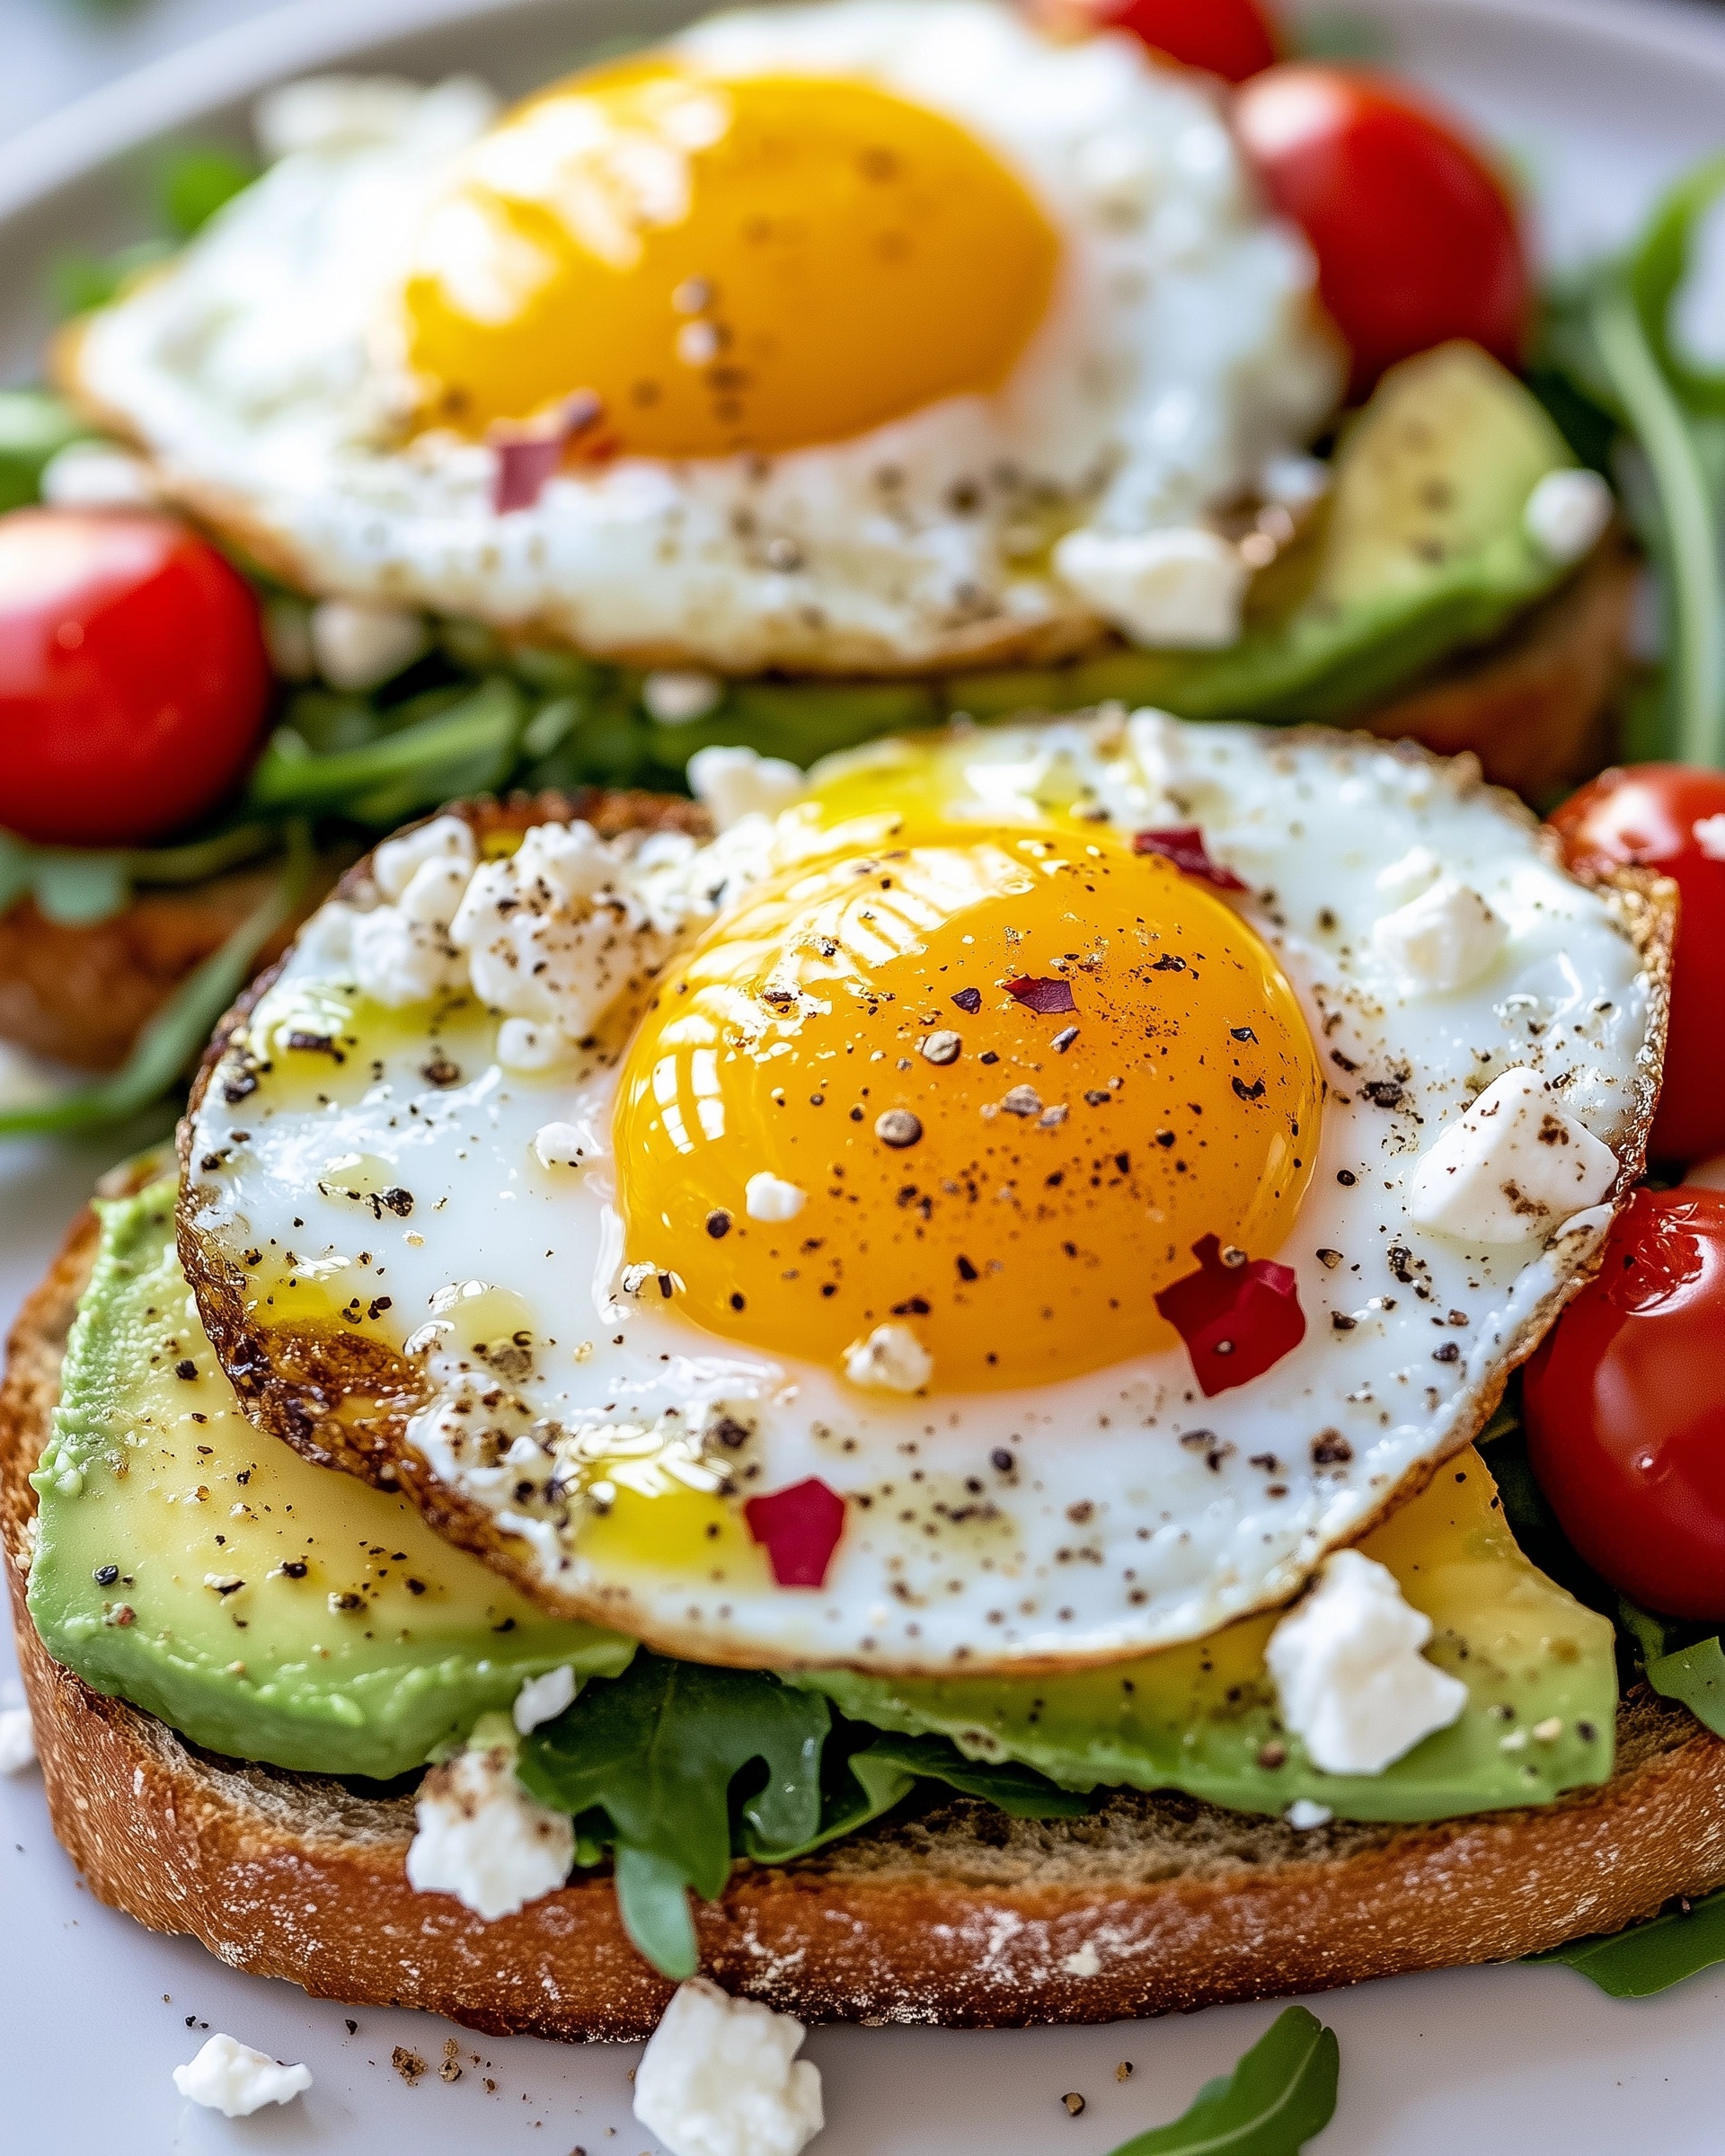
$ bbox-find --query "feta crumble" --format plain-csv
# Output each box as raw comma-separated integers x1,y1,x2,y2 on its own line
1694,812,1725,862
532,1121,588,1170
633,1978,824,2156
843,1322,933,1393
172,2035,313,2118
1286,1798,1333,1830
310,596,429,690
1266,1550,1468,1776
405,1727,573,1921
1410,1066,1618,1243
643,669,724,724
0,1701,37,1774
746,1171,807,1223
688,745,805,831
1372,877,1506,994
1051,525,1247,649
511,1664,579,1734
1523,467,1613,565
373,813,476,899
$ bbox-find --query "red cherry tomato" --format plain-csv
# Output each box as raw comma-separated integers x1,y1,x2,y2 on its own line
0,508,270,849
1525,1188,1725,1621
1036,0,1278,83
1233,65,1531,398
1551,764,1725,1164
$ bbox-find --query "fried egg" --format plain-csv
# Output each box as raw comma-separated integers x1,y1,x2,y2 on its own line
66,3,1336,673
179,712,1664,1674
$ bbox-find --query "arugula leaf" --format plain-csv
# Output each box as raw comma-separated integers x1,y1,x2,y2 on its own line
0,823,311,1137
1629,155,1725,417
0,821,278,928
748,1730,1089,1865
1104,2005,1340,2156
517,1655,830,1979
1586,271,1725,768
1646,1635,1725,1737
158,146,256,238
1529,1885,1725,1997
247,676,525,823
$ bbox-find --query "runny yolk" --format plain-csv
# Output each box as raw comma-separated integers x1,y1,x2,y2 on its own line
615,833,1322,1392
400,59,1060,455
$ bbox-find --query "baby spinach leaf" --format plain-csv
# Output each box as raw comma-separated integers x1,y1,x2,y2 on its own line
1104,2004,1340,2156
517,1655,831,1979
1529,1886,1725,1997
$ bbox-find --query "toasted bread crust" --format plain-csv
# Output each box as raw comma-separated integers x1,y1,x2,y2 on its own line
8,1200,1725,2040
0,535,1635,1073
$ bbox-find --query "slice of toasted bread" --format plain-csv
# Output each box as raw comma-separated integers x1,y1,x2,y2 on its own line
0,541,1635,1075
6,1202,1725,2040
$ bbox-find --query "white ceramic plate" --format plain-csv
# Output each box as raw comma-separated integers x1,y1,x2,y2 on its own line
5,1,1725,2146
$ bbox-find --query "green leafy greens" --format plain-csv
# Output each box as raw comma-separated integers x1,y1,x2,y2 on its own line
1530,1885,1725,1997
1102,2006,1340,2156
517,1652,1085,1978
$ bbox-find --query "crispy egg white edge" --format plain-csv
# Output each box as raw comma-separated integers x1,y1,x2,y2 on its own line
65,2,1333,672
178,713,1663,1675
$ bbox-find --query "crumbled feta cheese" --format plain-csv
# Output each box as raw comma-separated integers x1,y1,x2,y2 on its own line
396,853,473,930
1266,1550,1467,1776
449,821,664,1043
349,904,464,1009
1410,1066,1619,1243
373,814,477,900
1694,813,1725,862
688,746,805,832
643,669,724,724
633,1979,824,2156
310,596,429,690
1260,452,1330,509
532,1121,588,1170
1051,526,1247,649
512,1664,579,1734
293,898,358,974
405,1733,573,1921
1685,1152,1725,1191
1285,1798,1332,1830
172,2035,312,2117
0,1702,37,1774
1061,1944,1102,1977
1524,468,1613,565
1373,877,1506,994
39,440,156,508
498,1018,574,1072
1374,844,1441,907
746,1172,807,1223
843,1322,933,1393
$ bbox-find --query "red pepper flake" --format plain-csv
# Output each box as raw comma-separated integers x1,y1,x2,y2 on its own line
491,390,604,513
744,1477,847,1588
1132,826,1247,892
951,986,983,1014
1005,975,1077,1016
1154,1233,1305,1396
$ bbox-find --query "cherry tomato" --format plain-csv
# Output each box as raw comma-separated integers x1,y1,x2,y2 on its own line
0,508,270,849
1525,1188,1725,1621
1552,764,1725,1164
1035,0,1278,83
1233,65,1531,398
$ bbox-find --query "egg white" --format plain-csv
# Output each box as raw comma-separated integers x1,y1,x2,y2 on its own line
66,3,1335,673
180,714,1660,1674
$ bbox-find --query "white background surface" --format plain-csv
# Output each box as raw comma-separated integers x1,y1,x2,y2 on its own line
5,1,1725,2149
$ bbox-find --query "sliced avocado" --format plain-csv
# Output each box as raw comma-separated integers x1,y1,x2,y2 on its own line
942,342,1587,729
797,1449,1616,1822
27,1179,633,1779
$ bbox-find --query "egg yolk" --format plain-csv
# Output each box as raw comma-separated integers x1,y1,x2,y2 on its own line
615,833,1322,1392
401,59,1060,455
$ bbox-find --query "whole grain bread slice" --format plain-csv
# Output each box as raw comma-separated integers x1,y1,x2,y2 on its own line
7,1202,1725,2042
